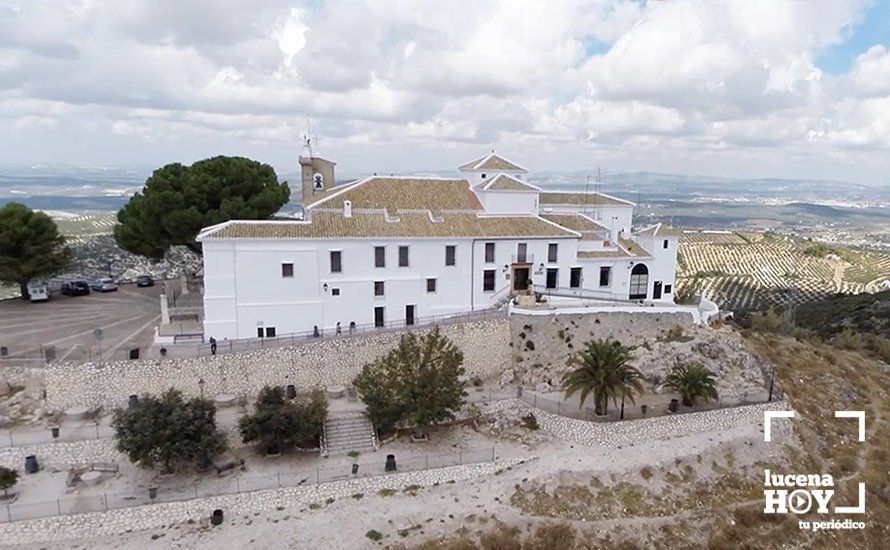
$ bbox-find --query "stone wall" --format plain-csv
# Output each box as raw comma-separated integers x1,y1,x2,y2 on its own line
0,457,530,544
509,309,693,375
506,310,769,398
0,439,120,471
45,318,510,411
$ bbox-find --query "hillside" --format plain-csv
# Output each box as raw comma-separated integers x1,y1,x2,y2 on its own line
795,291,890,339
676,231,890,311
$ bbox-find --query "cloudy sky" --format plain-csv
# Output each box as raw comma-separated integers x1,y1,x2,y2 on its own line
1,0,889,184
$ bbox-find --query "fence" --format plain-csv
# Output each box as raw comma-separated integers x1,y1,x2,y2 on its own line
518,388,772,423
1,423,115,448
0,447,496,524
172,307,506,355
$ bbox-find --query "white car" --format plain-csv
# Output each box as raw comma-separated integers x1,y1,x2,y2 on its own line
91,278,119,292
28,284,50,302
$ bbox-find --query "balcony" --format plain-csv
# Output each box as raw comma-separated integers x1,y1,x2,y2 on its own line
510,253,534,265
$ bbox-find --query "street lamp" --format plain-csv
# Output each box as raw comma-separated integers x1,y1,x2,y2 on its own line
198,378,205,400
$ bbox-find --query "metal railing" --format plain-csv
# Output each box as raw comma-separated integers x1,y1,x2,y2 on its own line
510,253,534,264
518,388,772,423
188,307,507,355
0,447,496,523
529,284,639,304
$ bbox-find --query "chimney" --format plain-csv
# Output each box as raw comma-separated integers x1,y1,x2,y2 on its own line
343,200,352,218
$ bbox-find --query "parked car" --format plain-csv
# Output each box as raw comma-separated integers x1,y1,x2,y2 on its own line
91,278,119,292
27,284,50,302
61,280,91,296
136,275,154,287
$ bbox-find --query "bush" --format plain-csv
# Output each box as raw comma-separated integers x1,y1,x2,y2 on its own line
520,413,540,430
365,529,383,541
239,386,328,454
749,308,791,333
831,329,864,351
0,466,18,497
112,389,226,474
354,327,466,438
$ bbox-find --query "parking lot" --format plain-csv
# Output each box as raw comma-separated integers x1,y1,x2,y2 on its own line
0,283,163,366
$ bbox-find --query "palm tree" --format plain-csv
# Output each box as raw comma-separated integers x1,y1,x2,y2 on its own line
664,362,718,407
561,338,644,416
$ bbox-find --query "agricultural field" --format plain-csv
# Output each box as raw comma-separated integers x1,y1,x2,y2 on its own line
676,230,890,311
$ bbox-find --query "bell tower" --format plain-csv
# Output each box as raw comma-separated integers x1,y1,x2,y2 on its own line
299,136,336,204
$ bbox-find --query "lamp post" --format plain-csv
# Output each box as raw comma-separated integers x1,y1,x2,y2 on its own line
198,378,205,400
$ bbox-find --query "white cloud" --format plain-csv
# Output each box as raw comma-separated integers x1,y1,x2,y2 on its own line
0,0,887,184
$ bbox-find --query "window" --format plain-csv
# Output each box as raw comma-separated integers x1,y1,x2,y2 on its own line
599,266,611,287
330,251,342,273
445,245,456,266
374,281,385,296
570,267,582,288
629,264,649,300
426,278,437,293
331,288,341,296
257,327,264,338
265,327,276,338
664,284,672,294
546,268,558,289
374,246,385,268
483,269,496,291
398,245,409,267
548,243,558,263
516,243,527,263
663,239,669,249
484,242,495,263
281,263,294,278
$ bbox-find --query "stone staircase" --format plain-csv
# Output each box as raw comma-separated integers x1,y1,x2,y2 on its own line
322,412,378,455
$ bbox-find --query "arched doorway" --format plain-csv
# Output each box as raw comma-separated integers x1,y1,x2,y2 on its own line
629,264,648,300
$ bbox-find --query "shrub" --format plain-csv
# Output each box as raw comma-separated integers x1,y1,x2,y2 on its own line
0,466,18,497
831,329,864,351
239,386,328,454
749,308,791,333
664,363,718,407
112,389,226,474
354,328,466,438
365,529,383,541
520,413,540,430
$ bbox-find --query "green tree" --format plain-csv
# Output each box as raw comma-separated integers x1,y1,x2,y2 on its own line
664,362,718,407
112,389,226,473
239,386,328,454
114,156,290,259
354,327,466,438
561,338,643,416
0,466,18,497
0,202,71,299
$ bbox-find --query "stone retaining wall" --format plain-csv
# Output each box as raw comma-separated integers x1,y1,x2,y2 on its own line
0,457,531,544
509,309,693,377
46,319,510,411
0,439,120,471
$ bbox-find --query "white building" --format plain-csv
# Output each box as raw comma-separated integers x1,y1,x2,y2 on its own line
197,150,680,340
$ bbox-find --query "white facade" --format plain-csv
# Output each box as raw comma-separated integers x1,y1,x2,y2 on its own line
198,152,680,340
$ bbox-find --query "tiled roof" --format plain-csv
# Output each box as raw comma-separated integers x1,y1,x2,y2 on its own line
539,191,634,207
199,211,580,240
305,177,483,212
539,213,607,233
474,174,540,192
634,223,683,237
459,153,528,172
575,237,651,260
